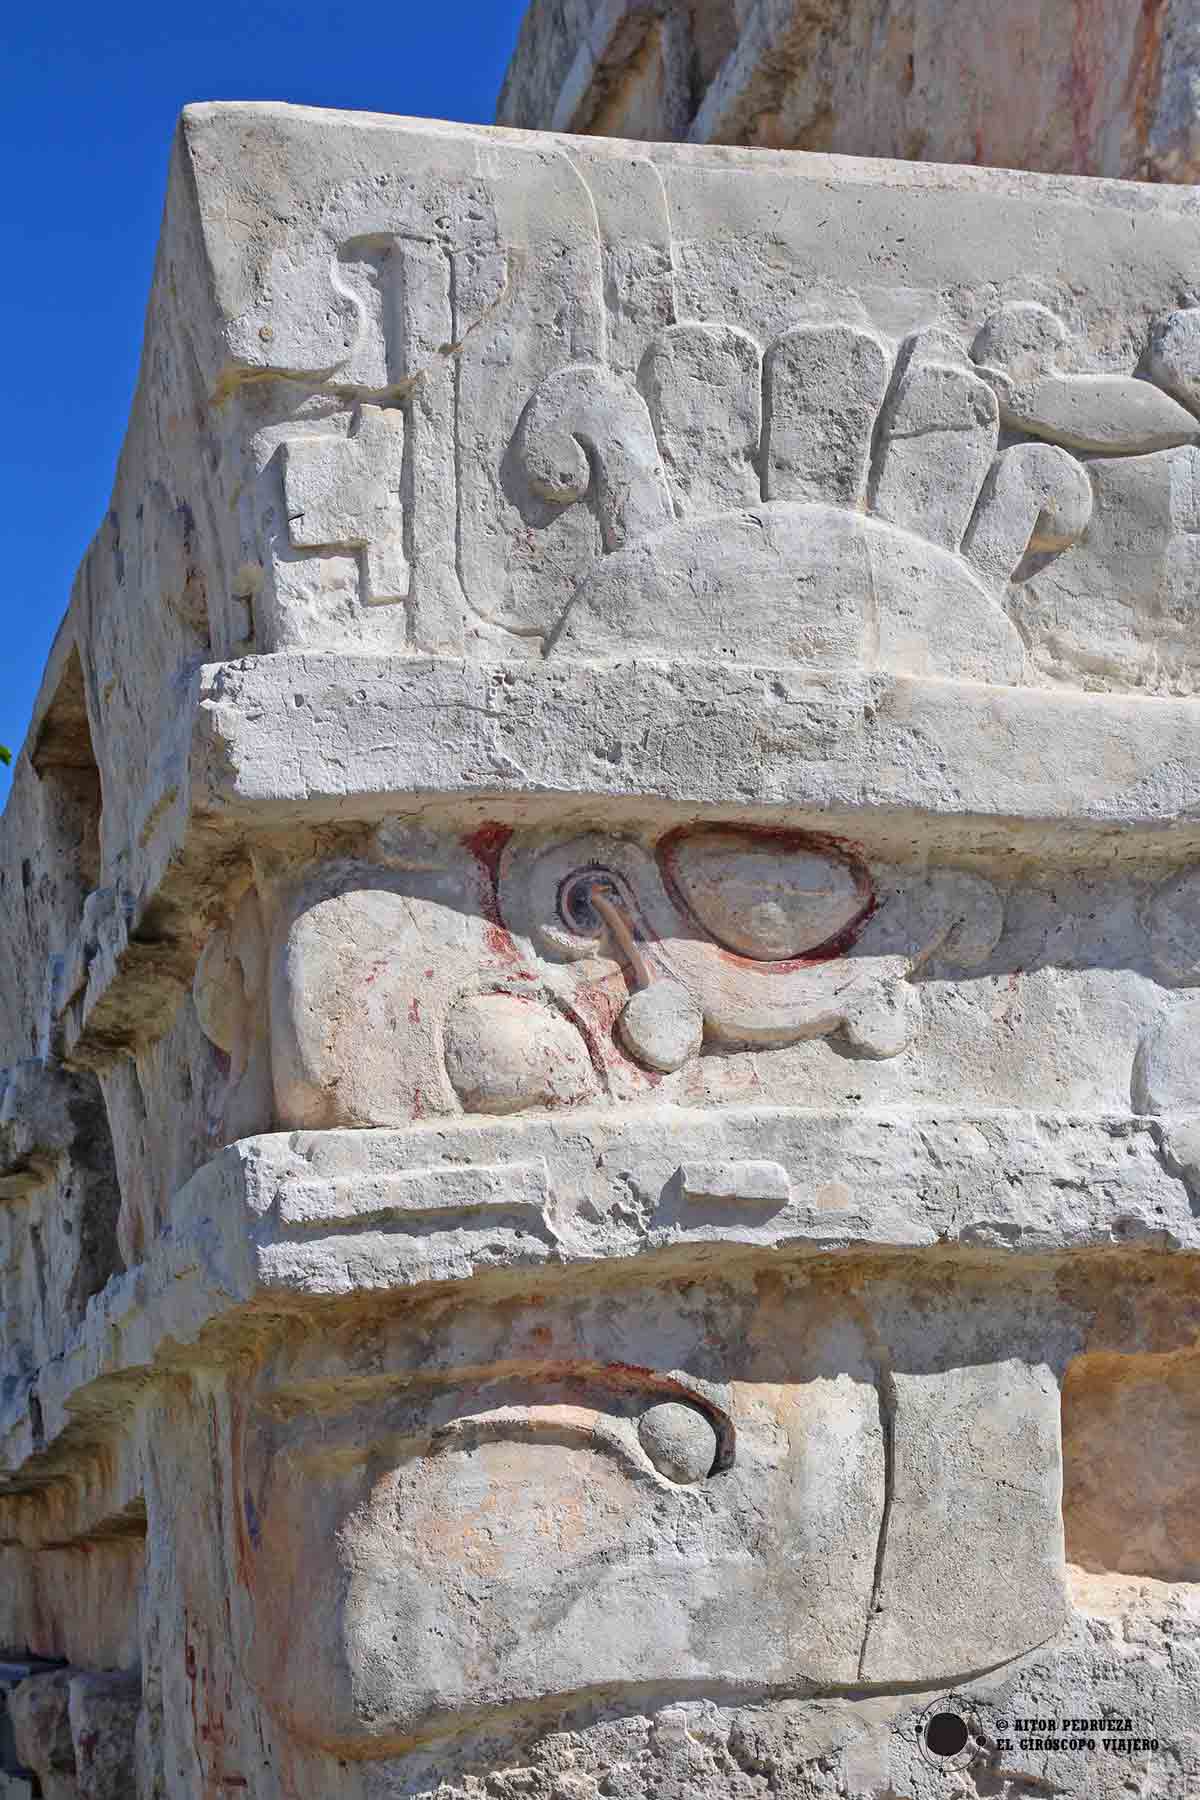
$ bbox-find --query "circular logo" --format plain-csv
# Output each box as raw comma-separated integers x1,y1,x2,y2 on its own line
917,1696,981,1771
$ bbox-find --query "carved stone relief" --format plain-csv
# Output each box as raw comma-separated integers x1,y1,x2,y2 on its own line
256,189,1200,692
281,404,408,606
229,1269,1066,1755
9,104,1200,1800
202,107,1200,697
191,824,1009,1133
462,311,1072,677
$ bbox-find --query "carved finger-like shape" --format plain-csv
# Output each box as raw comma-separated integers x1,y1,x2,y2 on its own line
763,322,890,509
872,329,999,550
974,302,1198,453
963,442,1093,586
514,364,674,551
639,322,762,515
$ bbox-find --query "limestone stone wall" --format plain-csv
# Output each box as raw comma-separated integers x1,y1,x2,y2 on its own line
499,0,1200,181
3,102,1200,1795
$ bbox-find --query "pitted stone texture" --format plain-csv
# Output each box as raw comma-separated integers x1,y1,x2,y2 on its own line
763,323,889,509
9,1670,139,1800
1132,998,1200,1114
444,993,598,1115
636,1401,718,1482
282,406,409,604
1064,1350,1200,1582
1146,867,1200,983
640,322,762,514
859,1358,1066,1682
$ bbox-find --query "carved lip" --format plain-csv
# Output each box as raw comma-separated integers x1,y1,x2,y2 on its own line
658,826,874,967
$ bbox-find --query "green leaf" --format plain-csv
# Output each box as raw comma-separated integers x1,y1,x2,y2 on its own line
0,744,11,767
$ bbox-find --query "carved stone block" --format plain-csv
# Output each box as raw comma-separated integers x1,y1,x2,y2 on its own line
4,99,1200,1800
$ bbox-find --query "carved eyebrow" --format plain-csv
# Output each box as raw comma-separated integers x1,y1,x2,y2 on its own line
254,1357,724,1416
427,1403,656,1482
252,1369,734,1469
271,1404,683,1487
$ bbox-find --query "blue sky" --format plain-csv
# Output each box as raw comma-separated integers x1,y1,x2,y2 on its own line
0,0,530,802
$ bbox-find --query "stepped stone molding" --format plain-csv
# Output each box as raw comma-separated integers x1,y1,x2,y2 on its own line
4,104,1200,1795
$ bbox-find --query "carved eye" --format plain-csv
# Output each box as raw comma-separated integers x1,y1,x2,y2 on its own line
663,828,871,961
638,1401,719,1484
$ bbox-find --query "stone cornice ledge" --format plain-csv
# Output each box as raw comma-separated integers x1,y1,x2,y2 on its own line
194,655,1200,843
2,1103,1196,1523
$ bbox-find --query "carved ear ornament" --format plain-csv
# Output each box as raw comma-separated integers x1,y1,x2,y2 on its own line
500,828,1004,1072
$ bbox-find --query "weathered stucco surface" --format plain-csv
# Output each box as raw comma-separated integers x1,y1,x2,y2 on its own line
500,0,1200,182
3,101,1200,1793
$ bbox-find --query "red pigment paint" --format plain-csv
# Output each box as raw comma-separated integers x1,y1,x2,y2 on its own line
1069,0,1104,174
461,821,514,922
461,822,529,970
484,922,525,969
569,977,638,1086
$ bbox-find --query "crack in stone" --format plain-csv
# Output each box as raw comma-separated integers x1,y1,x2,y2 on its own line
858,1355,898,1682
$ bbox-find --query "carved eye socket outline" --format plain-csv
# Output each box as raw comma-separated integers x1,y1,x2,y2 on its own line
426,1396,730,1488
251,1367,737,1482
657,824,876,967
